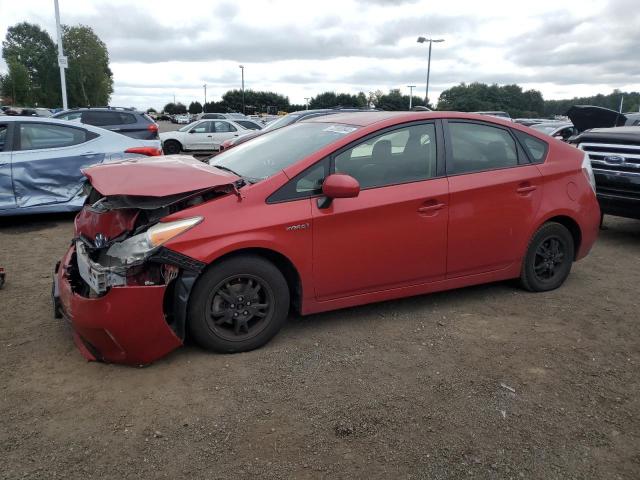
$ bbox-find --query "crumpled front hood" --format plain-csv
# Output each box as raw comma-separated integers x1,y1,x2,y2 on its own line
82,155,240,197
566,105,627,133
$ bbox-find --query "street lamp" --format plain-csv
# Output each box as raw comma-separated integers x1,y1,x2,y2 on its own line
304,97,310,110
416,36,444,107
203,84,207,111
407,85,415,109
239,65,245,114
54,0,68,110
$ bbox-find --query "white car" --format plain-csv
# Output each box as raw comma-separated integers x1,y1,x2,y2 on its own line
175,115,191,124
0,116,162,216
159,119,249,154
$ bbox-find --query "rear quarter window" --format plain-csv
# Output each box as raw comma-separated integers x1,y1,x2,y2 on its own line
513,130,548,163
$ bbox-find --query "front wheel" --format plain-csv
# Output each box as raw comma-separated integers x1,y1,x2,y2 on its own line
188,255,290,353
520,222,575,292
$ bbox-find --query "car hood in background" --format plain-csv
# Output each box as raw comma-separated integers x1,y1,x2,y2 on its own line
566,105,627,133
82,155,240,197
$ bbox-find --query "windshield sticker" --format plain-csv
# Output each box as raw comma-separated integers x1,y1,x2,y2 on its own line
323,125,358,134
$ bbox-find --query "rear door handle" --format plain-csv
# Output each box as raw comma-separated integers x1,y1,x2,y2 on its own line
516,185,537,194
418,202,446,214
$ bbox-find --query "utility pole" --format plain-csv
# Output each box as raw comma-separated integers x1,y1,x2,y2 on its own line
203,84,207,111
239,65,245,114
54,0,68,110
407,85,415,109
417,37,444,107
304,97,310,110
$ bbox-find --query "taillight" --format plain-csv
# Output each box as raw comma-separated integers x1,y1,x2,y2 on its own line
147,123,159,132
125,146,163,156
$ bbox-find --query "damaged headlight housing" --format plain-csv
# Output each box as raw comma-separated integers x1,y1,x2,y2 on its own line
106,217,203,264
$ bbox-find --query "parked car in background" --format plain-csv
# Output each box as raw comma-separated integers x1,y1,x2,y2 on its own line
568,106,640,220
175,114,191,124
474,111,512,121
233,118,264,130
624,113,640,126
53,111,599,365
514,118,547,126
530,122,578,141
159,118,248,154
0,116,162,216
53,107,159,140
200,113,247,120
218,108,377,152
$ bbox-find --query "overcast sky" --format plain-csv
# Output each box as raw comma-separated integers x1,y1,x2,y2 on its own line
0,0,638,110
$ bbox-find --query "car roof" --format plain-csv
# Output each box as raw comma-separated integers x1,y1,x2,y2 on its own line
301,111,517,128
55,107,144,114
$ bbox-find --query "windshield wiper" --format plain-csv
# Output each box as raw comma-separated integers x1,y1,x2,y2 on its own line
213,165,258,184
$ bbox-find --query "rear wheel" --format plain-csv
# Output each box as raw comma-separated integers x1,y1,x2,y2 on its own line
188,255,290,353
163,140,181,155
520,222,574,292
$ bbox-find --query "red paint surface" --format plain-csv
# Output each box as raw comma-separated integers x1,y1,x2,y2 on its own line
74,207,139,241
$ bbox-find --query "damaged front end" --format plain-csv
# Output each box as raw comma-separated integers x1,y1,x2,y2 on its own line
54,158,243,365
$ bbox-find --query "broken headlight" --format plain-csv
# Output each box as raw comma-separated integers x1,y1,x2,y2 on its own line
105,217,202,264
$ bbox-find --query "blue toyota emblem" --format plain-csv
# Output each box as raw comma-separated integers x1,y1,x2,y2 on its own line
94,233,107,248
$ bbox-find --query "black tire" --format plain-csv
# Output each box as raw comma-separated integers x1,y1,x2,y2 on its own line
520,222,574,292
163,140,181,155
188,255,290,353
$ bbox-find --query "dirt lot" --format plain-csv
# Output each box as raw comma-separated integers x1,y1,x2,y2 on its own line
1,214,639,479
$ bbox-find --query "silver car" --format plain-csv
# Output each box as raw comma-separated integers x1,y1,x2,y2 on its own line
0,116,162,216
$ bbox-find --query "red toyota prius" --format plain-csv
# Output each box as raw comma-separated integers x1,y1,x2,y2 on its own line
53,112,600,365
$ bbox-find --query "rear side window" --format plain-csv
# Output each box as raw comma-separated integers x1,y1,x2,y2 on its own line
214,121,237,133
118,113,137,125
19,123,96,150
82,111,122,126
236,120,261,130
513,130,548,163
448,122,518,175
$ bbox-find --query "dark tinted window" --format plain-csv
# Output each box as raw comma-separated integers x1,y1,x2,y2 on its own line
213,121,237,133
0,125,7,150
19,123,94,150
334,123,437,189
118,113,137,125
513,130,548,163
82,111,123,126
448,122,518,174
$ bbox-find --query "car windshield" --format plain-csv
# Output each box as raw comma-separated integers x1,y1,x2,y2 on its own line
263,114,300,131
532,124,562,134
178,121,198,132
211,122,359,181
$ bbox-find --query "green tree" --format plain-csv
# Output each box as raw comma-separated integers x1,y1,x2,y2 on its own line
0,57,32,104
62,25,113,107
373,89,426,110
1,22,58,106
146,107,157,113
188,101,203,114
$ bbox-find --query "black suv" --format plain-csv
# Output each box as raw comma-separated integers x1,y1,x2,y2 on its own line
52,107,159,140
569,106,640,220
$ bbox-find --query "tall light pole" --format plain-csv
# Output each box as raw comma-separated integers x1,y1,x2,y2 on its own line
239,65,245,114
407,85,415,109
417,36,444,107
304,97,310,110
54,0,68,110
203,84,207,111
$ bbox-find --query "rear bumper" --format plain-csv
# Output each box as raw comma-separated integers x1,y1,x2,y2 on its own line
53,245,182,365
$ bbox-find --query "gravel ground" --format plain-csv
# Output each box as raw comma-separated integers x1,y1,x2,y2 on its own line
0,214,639,479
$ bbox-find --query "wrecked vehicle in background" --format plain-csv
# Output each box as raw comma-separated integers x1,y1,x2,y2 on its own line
0,117,162,216
568,106,640,220
53,112,600,366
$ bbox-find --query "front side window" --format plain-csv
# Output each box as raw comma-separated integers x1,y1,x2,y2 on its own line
448,122,518,174
334,123,437,189
19,123,92,150
212,122,358,181
190,121,213,134
214,121,237,133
